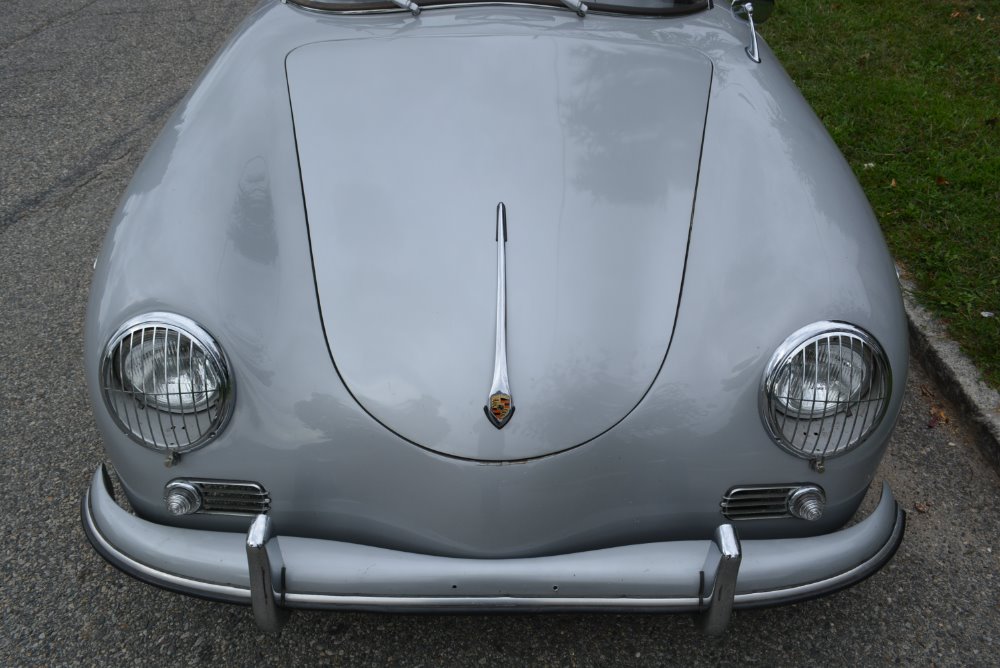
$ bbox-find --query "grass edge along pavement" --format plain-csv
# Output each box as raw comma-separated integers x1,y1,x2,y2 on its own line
902,273,1000,468
764,1,1000,393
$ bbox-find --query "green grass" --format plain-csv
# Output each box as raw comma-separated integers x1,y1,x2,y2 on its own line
763,1,1000,389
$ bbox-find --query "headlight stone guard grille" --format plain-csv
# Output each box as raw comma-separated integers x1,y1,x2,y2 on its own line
761,323,892,460
100,313,234,453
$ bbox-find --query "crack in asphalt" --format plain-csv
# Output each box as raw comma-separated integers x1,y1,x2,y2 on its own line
0,91,184,231
0,0,106,52
1,1,248,233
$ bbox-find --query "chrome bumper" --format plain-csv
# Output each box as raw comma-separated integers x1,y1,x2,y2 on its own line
81,465,904,635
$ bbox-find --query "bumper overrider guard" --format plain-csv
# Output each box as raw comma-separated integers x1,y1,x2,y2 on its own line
81,465,905,635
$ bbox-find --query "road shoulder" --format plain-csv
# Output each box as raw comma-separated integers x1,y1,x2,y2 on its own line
902,273,1000,468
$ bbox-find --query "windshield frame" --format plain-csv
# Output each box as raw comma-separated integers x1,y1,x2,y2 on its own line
286,0,710,18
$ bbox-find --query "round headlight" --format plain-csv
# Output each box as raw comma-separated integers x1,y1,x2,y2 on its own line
772,338,871,418
101,313,234,453
121,329,221,413
761,322,891,459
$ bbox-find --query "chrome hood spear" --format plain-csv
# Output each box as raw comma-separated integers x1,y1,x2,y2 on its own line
485,203,513,429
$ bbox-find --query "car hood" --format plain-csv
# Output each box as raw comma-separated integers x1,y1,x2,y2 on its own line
286,34,711,461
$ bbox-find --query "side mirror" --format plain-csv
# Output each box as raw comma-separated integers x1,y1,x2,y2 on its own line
731,1,775,63
732,0,774,24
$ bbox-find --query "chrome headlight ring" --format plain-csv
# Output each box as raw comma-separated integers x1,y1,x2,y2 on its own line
100,312,235,453
760,321,892,461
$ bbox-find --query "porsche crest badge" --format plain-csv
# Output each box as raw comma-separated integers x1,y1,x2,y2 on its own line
486,392,514,429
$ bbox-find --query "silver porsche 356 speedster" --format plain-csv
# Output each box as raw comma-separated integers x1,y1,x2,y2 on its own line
81,0,907,634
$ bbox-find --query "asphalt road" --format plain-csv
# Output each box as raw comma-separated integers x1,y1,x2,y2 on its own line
1,2,998,665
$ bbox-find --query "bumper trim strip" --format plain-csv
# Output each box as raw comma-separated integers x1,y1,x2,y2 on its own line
82,465,905,618
82,487,251,604
733,505,906,609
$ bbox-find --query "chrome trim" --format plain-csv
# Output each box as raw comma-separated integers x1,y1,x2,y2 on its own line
165,479,270,516
247,515,290,632
485,203,514,429
787,485,826,521
289,1,547,15
99,312,235,453
285,0,706,18
559,0,588,16
283,593,702,611
731,1,774,63
721,484,801,521
715,524,741,558
759,321,892,460
699,524,741,636
82,467,905,618
735,1,761,63
164,481,202,516
390,0,421,14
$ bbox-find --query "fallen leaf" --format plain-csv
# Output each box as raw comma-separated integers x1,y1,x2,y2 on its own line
928,407,950,429
919,384,934,398
914,502,930,513
935,176,951,186
890,178,898,188
950,10,963,18
977,14,985,21
982,311,995,318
